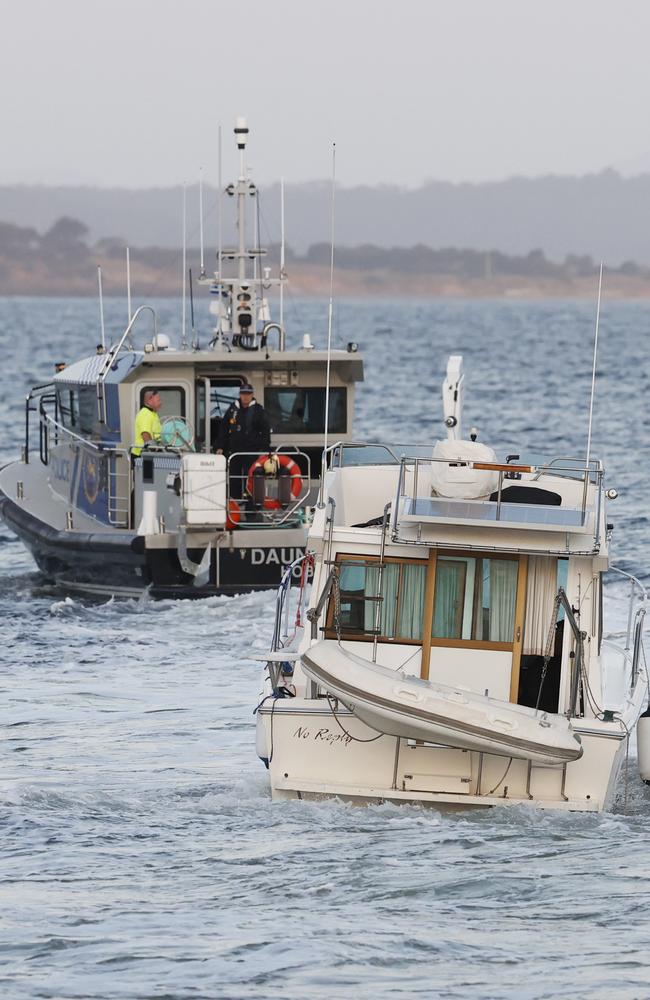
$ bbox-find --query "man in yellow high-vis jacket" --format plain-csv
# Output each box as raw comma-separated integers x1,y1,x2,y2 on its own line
133,389,162,456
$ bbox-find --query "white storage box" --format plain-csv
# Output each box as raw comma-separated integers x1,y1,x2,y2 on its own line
181,453,227,527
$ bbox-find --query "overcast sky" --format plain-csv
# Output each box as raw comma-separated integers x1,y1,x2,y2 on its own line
2,0,650,189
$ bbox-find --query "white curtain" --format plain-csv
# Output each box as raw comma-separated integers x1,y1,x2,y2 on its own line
364,564,399,636
523,556,558,655
489,560,518,642
433,560,464,638
397,563,427,640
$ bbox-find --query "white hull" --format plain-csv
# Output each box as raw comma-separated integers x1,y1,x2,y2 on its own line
302,642,583,766
257,691,642,812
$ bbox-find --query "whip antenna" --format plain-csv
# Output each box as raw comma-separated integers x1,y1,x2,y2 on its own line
199,167,205,278
181,183,187,350
189,267,198,350
280,176,285,330
126,246,132,323
586,261,603,467
319,142,336,507
216,123,223,340
97,266,106,351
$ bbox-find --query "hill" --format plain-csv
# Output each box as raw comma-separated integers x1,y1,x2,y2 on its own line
1,217,650,299
1,170,650,266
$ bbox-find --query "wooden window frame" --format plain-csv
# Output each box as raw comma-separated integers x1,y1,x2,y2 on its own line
324,553,428,645
325,549,528,705
422,550,528,699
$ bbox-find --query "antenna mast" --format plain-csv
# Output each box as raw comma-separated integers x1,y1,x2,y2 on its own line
97,266,106,351
216,123,223,343
586,262,603,467
181,183,187,350
126,247,132,322
319,143,336,505
199,167,205,278
280,176,285,331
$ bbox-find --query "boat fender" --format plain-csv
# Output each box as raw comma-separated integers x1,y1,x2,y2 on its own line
637,708,650,784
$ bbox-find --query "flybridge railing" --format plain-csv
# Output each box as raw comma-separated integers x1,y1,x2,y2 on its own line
96,306,158,424
391,455,604,547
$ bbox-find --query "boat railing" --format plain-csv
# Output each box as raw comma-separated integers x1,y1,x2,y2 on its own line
608,566,647,686
96,305,158,424
227,450,312,528
271,551,315,653
23,382,55,464
39,409,133,528
391,455,604,545
555,587,588,718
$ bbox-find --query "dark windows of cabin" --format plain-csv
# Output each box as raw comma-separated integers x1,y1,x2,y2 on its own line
57,388,78,430
56,386,96,436
326,556,427,643
195,379,250,452
326,552,524,649
265,387,347,435
432,555,518,644
139,386,186,419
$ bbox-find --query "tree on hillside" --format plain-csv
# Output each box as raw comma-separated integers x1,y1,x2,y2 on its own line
0,221,40,257
41,217,90,262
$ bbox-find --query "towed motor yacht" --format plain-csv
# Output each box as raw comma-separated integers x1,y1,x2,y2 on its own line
0,120,363,598
255,356,647,812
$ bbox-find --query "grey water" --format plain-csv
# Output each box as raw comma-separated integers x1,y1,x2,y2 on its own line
1,295,650,1000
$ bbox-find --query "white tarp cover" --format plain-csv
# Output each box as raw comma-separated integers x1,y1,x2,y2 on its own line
430,439,499,499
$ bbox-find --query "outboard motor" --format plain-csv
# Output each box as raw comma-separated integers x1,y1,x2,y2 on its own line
637,705,650,784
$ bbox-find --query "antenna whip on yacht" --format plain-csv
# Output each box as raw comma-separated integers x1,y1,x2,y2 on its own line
181,183,187,350
97,266,106,351
280,176,285,330
199,167,206,278
585,261,603,467
217,123,223,341
319,142,336,507
126,247,132,323
189,267,198,350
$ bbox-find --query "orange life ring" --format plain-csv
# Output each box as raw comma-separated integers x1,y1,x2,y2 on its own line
226,498,241,529
246,453,303,509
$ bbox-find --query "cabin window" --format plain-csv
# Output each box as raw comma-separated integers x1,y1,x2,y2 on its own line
265,387,347,435
327,556,427,643
432,555,518,644
77,387,99,436
57,388,78,430
139,386,186,418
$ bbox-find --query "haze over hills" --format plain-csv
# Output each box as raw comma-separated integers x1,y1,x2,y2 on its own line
2,170,650,265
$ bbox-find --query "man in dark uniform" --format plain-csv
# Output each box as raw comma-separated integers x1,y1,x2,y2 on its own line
215,383,271,499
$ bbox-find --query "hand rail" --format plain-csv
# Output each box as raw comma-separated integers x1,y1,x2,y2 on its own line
96,305,158,423
271,551,314,651
556,587,587,718
226,450,312,527
306,567,337,641
608,565,647,654
24,382,55,464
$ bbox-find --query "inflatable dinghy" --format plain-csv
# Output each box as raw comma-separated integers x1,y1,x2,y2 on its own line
302,642,583,765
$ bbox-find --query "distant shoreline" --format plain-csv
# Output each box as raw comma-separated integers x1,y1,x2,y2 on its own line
2,263,650,299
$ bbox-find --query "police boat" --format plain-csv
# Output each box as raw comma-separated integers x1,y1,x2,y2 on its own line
0,119,363,598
